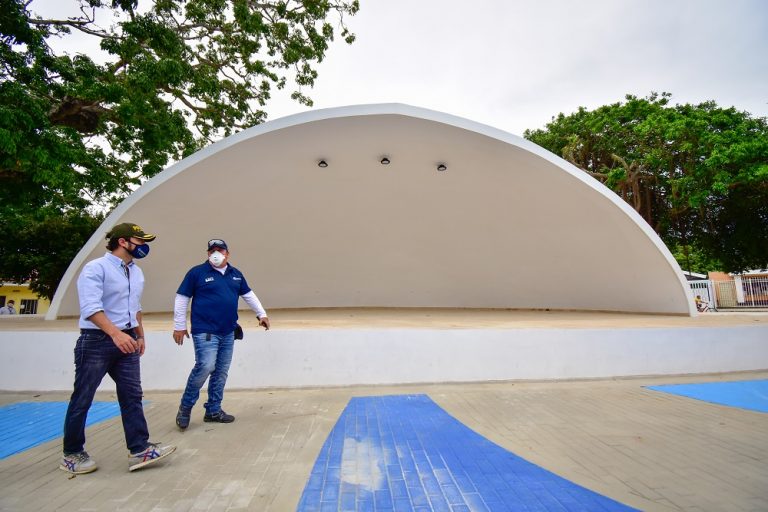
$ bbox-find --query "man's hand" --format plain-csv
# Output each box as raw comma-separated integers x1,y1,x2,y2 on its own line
173,329,189,345
86,311,139,354
136,337,146,356
110,330,138,354
259,316,270,330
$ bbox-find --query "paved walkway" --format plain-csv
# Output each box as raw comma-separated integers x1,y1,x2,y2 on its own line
1,371,767,511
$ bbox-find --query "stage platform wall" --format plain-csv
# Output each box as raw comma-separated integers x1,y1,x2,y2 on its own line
1,326,767,391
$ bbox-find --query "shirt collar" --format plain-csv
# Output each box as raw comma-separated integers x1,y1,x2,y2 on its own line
105,252,134,267
207,262,229,273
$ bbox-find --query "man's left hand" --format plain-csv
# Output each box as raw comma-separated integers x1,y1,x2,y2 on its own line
259,316,270,330
173,329,189,345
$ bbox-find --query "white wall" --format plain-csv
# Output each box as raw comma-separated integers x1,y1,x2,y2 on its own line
48,105,695,318
2,326,766,391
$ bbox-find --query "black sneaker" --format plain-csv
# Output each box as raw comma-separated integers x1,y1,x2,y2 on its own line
176,408,191,430
203,410,235,423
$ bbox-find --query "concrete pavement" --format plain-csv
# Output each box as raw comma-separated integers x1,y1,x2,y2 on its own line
1,371,767,511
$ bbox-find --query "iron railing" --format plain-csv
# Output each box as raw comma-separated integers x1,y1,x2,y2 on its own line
689,277,768,309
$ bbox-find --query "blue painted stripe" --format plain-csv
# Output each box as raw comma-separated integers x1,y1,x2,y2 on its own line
646,379,768,413
0,401,123,459
297,394,637,511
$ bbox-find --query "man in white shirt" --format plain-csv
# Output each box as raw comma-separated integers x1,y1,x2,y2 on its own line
61,222,175,474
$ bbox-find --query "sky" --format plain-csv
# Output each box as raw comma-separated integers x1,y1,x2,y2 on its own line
29,0,768,137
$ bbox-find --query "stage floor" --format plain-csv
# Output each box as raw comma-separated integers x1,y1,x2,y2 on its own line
4,307,768,331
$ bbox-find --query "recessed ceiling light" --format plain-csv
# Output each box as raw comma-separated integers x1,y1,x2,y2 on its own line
437,163,447,171
380,157,390,165
317,160,328,168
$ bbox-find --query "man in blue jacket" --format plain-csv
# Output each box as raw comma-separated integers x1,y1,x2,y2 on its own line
173,238,270,430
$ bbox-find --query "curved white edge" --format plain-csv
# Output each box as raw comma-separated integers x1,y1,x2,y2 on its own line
47,103,697,319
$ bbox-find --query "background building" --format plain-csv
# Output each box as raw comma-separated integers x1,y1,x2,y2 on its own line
0,282,50,315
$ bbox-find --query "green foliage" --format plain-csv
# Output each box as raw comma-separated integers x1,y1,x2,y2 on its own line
669,243,723,275
0,0,358,298
525,93,768,273
0,211,104,300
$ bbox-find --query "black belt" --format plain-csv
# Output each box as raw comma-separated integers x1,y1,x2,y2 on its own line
80,328,136,335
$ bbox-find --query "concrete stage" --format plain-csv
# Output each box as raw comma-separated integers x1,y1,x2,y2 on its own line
1,309,766,392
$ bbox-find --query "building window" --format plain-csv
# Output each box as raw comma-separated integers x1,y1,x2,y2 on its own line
20,299,38,315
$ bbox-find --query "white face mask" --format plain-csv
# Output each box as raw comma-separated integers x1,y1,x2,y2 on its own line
208,251,226,267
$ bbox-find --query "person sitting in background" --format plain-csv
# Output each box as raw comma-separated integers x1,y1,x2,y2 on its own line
694,295,710,312
0,300,16,315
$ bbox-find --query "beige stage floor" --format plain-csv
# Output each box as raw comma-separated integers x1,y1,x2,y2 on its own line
1,372,767,511
3,308,768,331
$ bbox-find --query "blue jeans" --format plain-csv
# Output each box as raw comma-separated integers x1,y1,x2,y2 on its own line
180,332,235,414
63,330,149,455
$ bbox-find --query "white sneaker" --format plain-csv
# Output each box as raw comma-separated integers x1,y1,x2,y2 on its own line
128,442,176,472
60,451,97,474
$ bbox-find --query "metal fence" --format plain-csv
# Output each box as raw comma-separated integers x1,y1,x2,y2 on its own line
689,277,768,310
689,280,716,310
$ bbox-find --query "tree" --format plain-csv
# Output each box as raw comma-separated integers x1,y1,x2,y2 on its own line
524,93,768,273
0,0,359,298
0,212,104,300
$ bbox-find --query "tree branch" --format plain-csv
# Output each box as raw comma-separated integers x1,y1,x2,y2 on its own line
29,18,114,39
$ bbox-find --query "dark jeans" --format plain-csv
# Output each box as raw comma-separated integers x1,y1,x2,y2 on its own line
63,329,149,455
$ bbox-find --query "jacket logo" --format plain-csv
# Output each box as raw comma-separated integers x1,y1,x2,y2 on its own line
205,277,215,282
232,277,242,281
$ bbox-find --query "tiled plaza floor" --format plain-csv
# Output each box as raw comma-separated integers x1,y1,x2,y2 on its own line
0,401,121,460
0,371,767,511
296,394,638,512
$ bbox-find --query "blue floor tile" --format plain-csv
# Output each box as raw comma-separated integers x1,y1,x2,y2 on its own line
296,395,638,511
646,379,768,413
0,401,122,459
